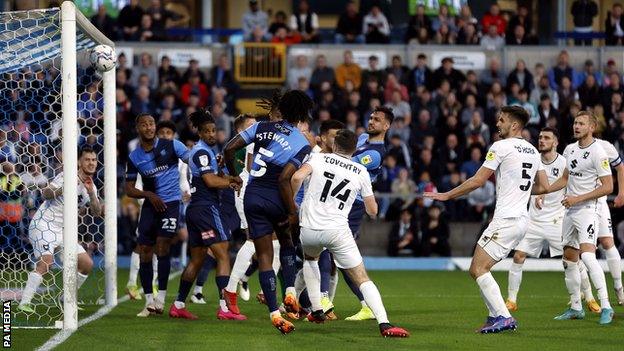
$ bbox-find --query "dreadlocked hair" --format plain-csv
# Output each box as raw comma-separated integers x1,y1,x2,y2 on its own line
278,89,314,124
188,108,215,132
256,89,283,112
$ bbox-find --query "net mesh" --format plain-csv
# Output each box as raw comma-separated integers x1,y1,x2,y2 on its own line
0,8,107,328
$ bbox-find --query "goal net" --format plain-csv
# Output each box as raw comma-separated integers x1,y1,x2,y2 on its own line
0,3,117,329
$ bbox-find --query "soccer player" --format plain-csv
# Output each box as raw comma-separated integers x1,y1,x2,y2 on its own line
503,128,602,311
168,109,245,320
223,90,313,334
594,137,624,305
292,129,409,338
126,120,191,301
19,147,102,313
425,106,550,333
125,113,189,317
546,111,615,324
343,106,392,321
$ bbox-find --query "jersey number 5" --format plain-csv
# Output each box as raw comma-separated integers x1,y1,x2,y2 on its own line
320,172,351,209
250,147,274,177
519,162,533,191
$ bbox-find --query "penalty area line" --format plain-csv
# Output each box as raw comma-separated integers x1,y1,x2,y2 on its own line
36,271,182,351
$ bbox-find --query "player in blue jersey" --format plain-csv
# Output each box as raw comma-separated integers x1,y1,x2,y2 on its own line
124,113,190,317
343,106,393,321
223,90,313,334
168,109,245,321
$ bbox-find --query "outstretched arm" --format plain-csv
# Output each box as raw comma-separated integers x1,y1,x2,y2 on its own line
223,134,248,177
424,166,493,201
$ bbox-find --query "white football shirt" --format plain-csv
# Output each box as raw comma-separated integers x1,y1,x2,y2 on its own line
563,139,612,207
596,138,622,206
300,153,373,230
528,154,566,222
32,172,93,227
482,138,542,219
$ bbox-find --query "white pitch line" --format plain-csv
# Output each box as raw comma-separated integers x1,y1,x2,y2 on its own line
36,271,182,351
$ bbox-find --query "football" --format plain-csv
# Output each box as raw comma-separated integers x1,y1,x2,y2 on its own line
89,44,116,72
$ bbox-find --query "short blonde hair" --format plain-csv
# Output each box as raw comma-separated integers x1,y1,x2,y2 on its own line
575,110,598,127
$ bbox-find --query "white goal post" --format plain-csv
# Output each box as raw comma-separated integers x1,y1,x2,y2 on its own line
59,1,117,330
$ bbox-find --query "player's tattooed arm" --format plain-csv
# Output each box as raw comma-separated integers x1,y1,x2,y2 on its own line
82,176,103,217
224,134,247,177
424,166,494,201
613,163,624,207
531,169,550,195
291,163,312,196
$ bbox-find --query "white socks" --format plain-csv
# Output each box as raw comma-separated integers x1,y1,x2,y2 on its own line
302,260,322,311
127,251,140,287
20,272,43,306
272,240,281,274
294,269,306,298
77,272,88,291
193,285,203,295
329,272,339,302
578,261,595,301
564,259,582,310
479,289,496,317
604,246,623,290
174,300,185,309
476,272,510,318
507,262,523,302
145,293,154,306
152,255,158,288
581,252,611,309
157,290,167,304
226,240,255,293
359,281,389,324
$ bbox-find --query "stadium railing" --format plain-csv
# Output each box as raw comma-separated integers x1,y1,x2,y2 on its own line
234,43,287,84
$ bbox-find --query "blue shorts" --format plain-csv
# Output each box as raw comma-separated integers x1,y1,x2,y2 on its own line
219,188,239,236
186,203,230,247
244,191,288,240
137,201,180,246
348,199,366,239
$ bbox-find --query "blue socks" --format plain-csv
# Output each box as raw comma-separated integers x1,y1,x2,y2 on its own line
139,261,153,295
157,255,171,291
319,250,332,293
279,245,297,288
259,270,279,312
177,279,193,302
216,275,229,298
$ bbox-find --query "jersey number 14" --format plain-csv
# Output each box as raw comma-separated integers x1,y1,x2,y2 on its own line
320,171,351,209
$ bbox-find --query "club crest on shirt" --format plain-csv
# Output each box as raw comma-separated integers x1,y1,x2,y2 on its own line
485,151,495,161
361,155,373,165
199,155,209,166
552,168,559,176
583,151,590,159
160,149,167,156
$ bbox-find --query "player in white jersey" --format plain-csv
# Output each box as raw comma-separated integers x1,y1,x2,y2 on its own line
504,128,602,312
594,138,624,305
19,147,103,313
425,106,551,333
292,129,409,337
547,111,615,324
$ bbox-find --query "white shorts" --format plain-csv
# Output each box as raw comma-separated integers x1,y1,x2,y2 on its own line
234,172,249,230
478,216,528,261
598,202,612,238
514,217,563,257
300,226,363,269
562,205,600,249
28,219,86,259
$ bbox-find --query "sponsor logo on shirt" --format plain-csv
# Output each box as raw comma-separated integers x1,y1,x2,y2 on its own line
361,155,372,165
486,151,495,161
602,159,610,170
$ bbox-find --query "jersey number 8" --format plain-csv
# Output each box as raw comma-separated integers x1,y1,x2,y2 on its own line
320,171,351,210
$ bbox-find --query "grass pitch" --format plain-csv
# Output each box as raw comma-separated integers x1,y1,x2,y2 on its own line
11,270,623,351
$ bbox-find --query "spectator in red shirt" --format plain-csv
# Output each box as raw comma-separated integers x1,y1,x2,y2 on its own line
481,3,506,36
271,27,302,45
180,74,209,107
